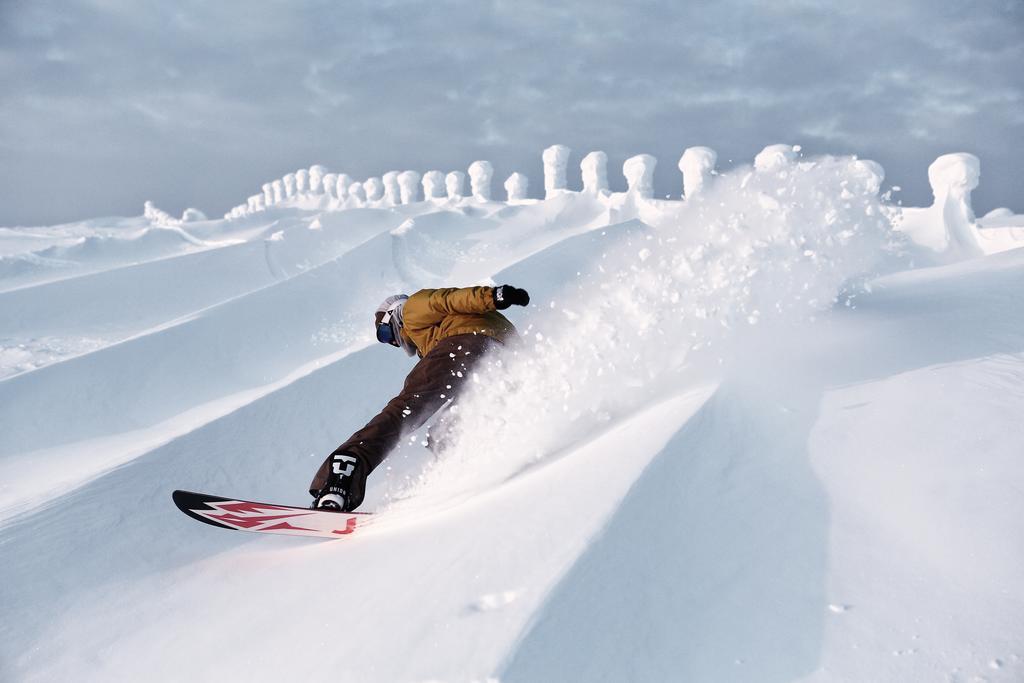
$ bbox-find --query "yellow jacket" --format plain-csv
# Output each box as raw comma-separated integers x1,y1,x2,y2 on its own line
400,286,517,357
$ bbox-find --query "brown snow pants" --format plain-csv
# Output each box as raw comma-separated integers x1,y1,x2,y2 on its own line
309,333,501,494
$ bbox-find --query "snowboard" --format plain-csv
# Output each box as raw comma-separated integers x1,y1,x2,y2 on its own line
172,490,372,539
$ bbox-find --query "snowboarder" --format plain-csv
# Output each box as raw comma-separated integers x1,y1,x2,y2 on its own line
310,284,531,511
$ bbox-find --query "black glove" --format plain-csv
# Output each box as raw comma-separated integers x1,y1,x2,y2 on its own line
493,284,530,310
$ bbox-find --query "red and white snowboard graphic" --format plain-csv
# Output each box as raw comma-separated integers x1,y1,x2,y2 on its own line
172,490,372,539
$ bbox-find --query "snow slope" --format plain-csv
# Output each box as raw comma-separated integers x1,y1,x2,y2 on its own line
1,150,1022,682
504,250,1024,682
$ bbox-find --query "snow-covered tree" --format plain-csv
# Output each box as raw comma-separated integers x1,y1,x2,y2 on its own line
504,172,528,201
446,171,466,199
382,171,401,206
542,144,571,198
623,154,656,198
296,169,309,194
308,165,327,194
398,171,421,204
364,177,384,203
272,180,284,204
678,147,717,199
581,151,608,195
335,174,353,202
347,181,366,206
322,173,338,200
929,153,982,257
283,173,297,199
143,200,182,227
422,171,446,200
262,183,274,207
468,161,493,201
754,144,797,171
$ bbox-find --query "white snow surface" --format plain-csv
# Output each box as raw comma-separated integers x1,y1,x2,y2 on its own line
1,152,1023,682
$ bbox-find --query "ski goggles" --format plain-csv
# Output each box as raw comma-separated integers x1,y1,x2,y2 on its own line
376,310,398,346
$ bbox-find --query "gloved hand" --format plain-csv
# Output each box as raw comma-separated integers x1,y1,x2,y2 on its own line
493,284,530,310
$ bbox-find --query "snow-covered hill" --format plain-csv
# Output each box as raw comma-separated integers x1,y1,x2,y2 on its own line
2,145,1022,682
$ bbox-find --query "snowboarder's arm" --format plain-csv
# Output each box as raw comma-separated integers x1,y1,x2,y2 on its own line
411,286,498,322
405,286,530,327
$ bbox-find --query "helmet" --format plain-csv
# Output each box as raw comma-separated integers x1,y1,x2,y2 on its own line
374,294,408,347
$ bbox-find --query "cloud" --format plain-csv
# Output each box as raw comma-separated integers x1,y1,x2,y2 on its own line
0,0,1021,225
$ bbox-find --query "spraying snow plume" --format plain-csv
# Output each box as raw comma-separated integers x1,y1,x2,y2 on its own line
411,154,898,506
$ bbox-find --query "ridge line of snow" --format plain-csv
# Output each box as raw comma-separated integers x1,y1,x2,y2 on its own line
0,227,248,296
0,223,384,383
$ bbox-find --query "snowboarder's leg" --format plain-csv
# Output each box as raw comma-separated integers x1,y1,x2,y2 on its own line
309,334,499,503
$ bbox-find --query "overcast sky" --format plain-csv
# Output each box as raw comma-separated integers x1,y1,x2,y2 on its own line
1,0,1021,226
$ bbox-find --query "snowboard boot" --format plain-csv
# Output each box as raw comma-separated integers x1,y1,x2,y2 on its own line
313,452,368,512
